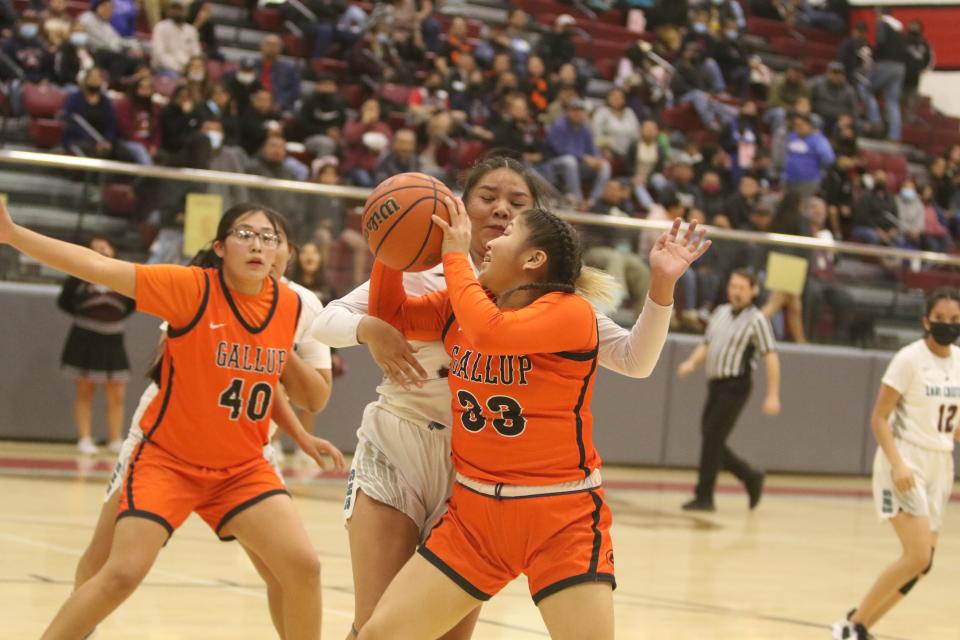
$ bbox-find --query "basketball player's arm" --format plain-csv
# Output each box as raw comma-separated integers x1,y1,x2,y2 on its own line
870,384,915,492
280,352,332,413
368,260,449,341
270,390,346,472
443,253,595,354
0,201,135,297
595,298,674,378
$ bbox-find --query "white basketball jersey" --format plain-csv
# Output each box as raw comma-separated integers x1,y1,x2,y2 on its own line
882,340,960,452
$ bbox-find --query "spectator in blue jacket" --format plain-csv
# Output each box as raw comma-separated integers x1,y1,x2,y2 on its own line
1,11,52,85
782,113,835,202
255,34,301,115
543,97,612,208
63,67,136,162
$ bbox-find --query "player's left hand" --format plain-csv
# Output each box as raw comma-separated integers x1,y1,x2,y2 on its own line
433,196,472,257
298,435,347,473
762,395,781,416
649,218,711,283
0,196,15,244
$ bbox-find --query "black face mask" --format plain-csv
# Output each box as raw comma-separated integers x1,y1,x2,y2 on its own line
929,322,960,346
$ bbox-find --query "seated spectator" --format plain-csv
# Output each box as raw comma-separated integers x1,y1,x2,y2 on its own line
591,87,640,167
184,55,211,104
555,62,584,96
439,16,473,66
375,127,421,184
711,0,747,30
851,170,904,246
625,119,669,211
42,0,73,41
408,69,449,127
522,54,551,117
342,98,392,187
680,7,725,92
78,0,144,83
771,96,824,177
782,113,835,202
895,178,925,249
63,67,135,162
671,42,735,132
348,21,403,84
159,83,203,154
493,70,520,102
52,23,96,87
391,21,427,70
115,75,161,165
545,97,612,208
201,118,249,206
809,62,858,135
765,64,810,132
713,17,750,97
724,175,763,229
724,101,761,182
503,8,535,73
189,0,221,61
919,183,952,253
821,122,860,238
659,154,703,210
747,54,773,101
418,111,455,184
700,171,728,222
246,133,306,219
308,157,369,286
296,74,347,157
491,93,543,167
582,180,650,318
1,12,52,85
255,34,300,114
929,156,953,212
537,14,577,74
542,82,577,128
201,82,241,146
450,69,494,142
151,0,201,77
225,58,262,115
238,88,283,157
445,50,477,97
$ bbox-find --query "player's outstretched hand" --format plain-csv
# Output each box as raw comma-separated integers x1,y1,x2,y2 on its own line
433,196,472,257
0,196,15,244
300,435,347,473
892,463,916,493
362,316,427,390
649,218,711,283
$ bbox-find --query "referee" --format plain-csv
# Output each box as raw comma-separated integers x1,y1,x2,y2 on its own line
677,269,781,512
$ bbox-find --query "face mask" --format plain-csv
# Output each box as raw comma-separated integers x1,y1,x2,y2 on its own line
70,32,89,47
19,23,38,38
693,22,708,34
236,72,255,85
205,130,223,149
900,188,917,200
929,322,960,346
85,83,101,93
874,181,887,192
172,14,185,24
188,71,205,82
725,30,738,40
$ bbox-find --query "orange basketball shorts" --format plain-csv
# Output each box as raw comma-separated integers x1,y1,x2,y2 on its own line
117,443,288,541
419,482,616,603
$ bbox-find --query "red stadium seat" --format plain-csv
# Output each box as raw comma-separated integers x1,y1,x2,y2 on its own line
455,140,487,171
661,103,702,132
340,84,366,109
253,8,284,32
311,57,349,81
380,83,413,107
102,183,137,218
22,84,67,119
27,118,64,149
282,33,307,58
205,59,227,83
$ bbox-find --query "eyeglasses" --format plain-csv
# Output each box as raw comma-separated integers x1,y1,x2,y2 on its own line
229,227,281,248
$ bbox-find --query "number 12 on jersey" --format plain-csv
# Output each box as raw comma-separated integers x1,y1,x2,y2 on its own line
937,404,957,433
218,378,273,422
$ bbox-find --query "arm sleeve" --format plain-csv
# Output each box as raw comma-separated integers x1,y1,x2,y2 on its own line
368,260,449,341
595,296,674,378
133,264,206,327
881,349,914,395
311,279,371,347
443,253,595,354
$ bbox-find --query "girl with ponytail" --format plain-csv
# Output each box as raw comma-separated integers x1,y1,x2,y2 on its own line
359,199,708,640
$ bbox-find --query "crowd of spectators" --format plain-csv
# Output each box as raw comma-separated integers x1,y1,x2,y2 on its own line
0,0,956,342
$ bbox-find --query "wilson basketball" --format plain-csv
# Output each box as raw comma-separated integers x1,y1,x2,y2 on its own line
362,172,454,272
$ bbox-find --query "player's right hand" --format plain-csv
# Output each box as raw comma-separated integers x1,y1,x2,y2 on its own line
892,463,916,493
364,317,428,390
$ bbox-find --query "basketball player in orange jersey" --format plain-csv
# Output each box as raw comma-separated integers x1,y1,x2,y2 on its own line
315,156,699,639
0,201,327,640
71,215,343,639
357,199,709,639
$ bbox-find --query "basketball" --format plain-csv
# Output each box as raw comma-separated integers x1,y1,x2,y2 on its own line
361,172,455,272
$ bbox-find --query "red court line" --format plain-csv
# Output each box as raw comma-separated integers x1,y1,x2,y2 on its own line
1,456,957,501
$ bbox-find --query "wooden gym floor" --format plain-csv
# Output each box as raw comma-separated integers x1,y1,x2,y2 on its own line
0,441,956,640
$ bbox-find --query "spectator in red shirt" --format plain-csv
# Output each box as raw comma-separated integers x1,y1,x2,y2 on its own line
407,69,449,127
341,98,392,187
115,75,161,165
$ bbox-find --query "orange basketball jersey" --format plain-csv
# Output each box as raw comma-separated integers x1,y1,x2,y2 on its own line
370,254,601,485
135,265,301,469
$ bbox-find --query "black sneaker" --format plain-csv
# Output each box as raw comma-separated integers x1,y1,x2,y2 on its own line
682,498,716,512
746,471,765,509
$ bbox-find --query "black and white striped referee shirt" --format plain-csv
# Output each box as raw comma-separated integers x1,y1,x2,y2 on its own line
704,304,776,381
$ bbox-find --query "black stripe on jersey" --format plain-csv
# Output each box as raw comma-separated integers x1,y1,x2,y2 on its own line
441,312,457,342
216,488,290,540
218,269,280,335
587,489,603,573
574,332,600,478
417,545,492,601
167,272,210,338
126,359,176,510
531,572,616,605
555,346,599,361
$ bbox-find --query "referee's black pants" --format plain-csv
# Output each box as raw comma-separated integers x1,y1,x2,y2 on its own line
694,376,756,502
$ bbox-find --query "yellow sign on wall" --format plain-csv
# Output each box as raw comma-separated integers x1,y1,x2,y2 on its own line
183,193,223,258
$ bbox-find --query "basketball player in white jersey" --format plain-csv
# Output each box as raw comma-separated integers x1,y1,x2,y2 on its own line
73,217,342,638
833,288,960,640
313,156,707,638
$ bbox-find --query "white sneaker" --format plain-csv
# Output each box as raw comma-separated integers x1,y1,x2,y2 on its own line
831,620,854,639
77,437,98,455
